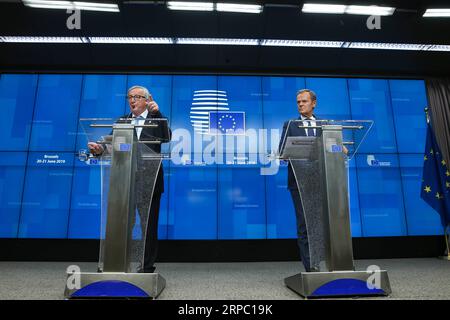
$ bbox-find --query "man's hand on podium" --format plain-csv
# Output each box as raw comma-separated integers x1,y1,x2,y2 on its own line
88,142,104,156
343,145,349,155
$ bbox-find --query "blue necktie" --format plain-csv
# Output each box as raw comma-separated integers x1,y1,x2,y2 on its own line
306,119,315,137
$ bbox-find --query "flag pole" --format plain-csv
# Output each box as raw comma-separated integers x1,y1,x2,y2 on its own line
439,225,450,261
427,107,450,261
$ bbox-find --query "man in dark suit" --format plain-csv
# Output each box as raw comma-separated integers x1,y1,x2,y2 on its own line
88,85,171,273
279,89,319,272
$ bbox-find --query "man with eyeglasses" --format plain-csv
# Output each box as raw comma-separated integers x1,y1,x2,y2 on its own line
88,85,171,273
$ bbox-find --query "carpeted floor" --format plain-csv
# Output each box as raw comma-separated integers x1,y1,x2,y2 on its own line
0,258,449,300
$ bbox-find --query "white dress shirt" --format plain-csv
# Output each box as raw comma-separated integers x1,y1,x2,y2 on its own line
132,109,148,139
301,114,316,136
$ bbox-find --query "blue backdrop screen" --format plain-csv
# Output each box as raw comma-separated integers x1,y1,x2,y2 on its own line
0,152,27,237
29,75,82,152
348,79,399,154
356,154,408,236
19,152,74,238
0,75,37,151
0,73,443,239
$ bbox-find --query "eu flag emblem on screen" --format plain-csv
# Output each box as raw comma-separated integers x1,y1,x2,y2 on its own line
209,112,245,135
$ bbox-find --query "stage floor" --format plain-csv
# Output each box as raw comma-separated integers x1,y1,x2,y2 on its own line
0,258,448,300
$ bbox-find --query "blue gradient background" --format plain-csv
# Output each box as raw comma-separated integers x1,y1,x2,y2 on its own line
0,74,442,239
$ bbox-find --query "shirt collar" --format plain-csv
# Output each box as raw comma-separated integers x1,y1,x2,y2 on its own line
300,114,316,120
133,109,148,119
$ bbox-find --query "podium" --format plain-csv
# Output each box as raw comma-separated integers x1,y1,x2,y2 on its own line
280,120,391,298
64,117,170,299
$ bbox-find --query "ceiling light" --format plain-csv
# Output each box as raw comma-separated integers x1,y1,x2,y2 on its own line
89,37,173,44
216,3,262,14
302,3,346,14
261,39,343,48
176,38,259,45
348,42,425,51
2,36,450,53
167,1,214,11
345,5,395,16
427,45,450,52
22,0,120,12
0,36,85,43
302,3,395,16
423,9,450,17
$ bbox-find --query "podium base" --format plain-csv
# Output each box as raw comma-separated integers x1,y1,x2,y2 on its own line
284,270,391,299
64,272,166,299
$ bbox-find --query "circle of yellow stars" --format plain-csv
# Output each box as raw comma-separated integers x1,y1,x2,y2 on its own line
423,148,449,200
218,114,237,133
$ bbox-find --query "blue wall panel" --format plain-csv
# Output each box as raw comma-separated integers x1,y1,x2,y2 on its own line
168,76,218,239
390,80,429,153
19,152,74,238
0,73,441,240
76,75,128,151
261,77,305,153
265,163,297,239
167,165,218,239
216,76,266,239
67,158,101,239
356,154,408,237
349,79,398,154
305,77,351,120
29,75,82,152
0,152,27,237
218,166,266,239
0,74,38,151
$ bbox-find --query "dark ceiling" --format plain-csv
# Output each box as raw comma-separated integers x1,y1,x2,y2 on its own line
1,0,450,77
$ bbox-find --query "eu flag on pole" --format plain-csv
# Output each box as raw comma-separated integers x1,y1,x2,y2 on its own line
420,122,450,227
209,111,245,135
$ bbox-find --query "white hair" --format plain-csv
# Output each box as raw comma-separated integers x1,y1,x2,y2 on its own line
128,85,150,99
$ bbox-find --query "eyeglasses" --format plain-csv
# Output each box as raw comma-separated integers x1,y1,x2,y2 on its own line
127,95,146,101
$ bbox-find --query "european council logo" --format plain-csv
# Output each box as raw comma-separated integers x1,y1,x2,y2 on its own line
209,111,245,135
189,90,245,135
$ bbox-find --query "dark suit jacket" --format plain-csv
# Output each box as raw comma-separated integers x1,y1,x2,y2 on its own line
120,111,172,194
279,116,319,190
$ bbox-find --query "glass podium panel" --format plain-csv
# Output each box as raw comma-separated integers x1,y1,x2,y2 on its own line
279,120,373,271
280,120,373,160
64,117,169,299
79,118,169,273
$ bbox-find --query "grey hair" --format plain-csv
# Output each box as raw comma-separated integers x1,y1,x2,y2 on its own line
296,89,317,102
128,85,150,99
